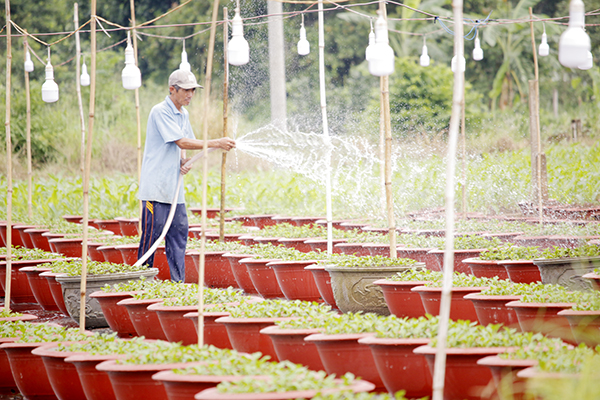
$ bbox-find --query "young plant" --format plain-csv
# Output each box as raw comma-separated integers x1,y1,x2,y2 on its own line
540,244,600,260
373,315,439,339
44,259,148,276
424,272,502,288
570,290,600,311
479,281,543,296
387,268,443,282
56,335,172,355
117,343,236,365
519,283,580,304
4,247,62,261
207,299,332,319
479,245,541,261
161,287,247,307
101,277,163,293
317,254,417,269
435,235,503,250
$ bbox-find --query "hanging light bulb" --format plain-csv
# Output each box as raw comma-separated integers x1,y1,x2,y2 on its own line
578,51,594,70
365,19,375,61
451,55,466,72
122,31,142,90
420,37,430,67
558,0,590,68
180,40,191,71
41,50,59,103
368,10,395,77
24,47,34,72
228,0,249,66
539,24,550,57
297,14,310,56
473,32,484,61
80,59,90,86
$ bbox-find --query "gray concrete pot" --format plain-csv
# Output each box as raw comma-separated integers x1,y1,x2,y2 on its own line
56,268,158,328
324,263,423,315
533,256,600,291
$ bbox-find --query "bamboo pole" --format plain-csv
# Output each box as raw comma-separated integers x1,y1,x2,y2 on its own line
4,0,13,311
24,38,32,219
75,3,86,177
79,0,97,332
529,7,543,225
198,0,220,346
380,3,396,259
317,0,334,254
379,79,386,218
219,7,229,242
130,0,143,234
431,0,464,398
460,79,466,217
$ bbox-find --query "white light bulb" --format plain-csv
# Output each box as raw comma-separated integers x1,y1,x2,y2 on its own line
473,37,483,61
365,28,375,61
80,62,90,86
180,47,191,71
451,55,466,72
122,34,142,90
24,49,34,72
297,25,310,56
41,61,59,103
578,51,594,70
539,32,550,57
559,0,591,68
228,7,249,66
368,12,395,77
420,44,430,67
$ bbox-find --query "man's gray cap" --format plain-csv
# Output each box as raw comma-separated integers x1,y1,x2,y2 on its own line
168,69,203,89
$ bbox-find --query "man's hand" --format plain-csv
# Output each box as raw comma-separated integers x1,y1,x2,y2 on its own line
213,137,236,151
180,157,192,175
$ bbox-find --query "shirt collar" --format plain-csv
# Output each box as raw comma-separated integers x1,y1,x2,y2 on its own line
165,95,182,115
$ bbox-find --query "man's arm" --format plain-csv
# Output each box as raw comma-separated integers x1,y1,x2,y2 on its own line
174,137,235,151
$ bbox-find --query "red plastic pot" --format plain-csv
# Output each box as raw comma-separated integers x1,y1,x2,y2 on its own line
15,224,38,248
276,237,315,253
147,303,199,345
304,239,346,253
188,207,233,219
98,245,125,264
215,316,294,361
334,243,371,256
40,271,70,316
363,243,392,256
557,309,600,347
304,265,337,310
1,341,59,400
89,291,139,338
463,293,522,329
223,253,259,295
374,279,429,319
87,242,107,262
25,228,52,252
245,215,277,229
411,285,485,322
259,326,325,371
115,217,140,237
240,258,285,299
0,221,26,248
290,217,324,227
117,297,168,340
462,258,509,280
358,336,432,397
505,301,576,343
428,249,487,274
414,344,509,400
188,251,238,288
0,337,19,396
94,220,122,236
31,342,88,400
152,370,254,400
19,266,60,311
116,244,140,266
96,359,201,400
183,311,233,349
47,238,84,258
62,215,83,224
194,379,375,400
304,333,385,392
0,259,50,304
267,260,322,302
65,354,125,400
396,247,437,270
477,355,536,400
498,260,542,284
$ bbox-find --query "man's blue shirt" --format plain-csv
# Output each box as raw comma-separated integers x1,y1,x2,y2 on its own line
139,96,195,204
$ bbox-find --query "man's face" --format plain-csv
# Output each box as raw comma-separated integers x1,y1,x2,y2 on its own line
170,86,196,107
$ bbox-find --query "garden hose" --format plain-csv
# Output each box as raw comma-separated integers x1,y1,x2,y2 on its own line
134,148,217,268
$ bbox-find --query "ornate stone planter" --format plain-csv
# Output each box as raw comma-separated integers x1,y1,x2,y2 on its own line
55,268,159,328
324,262,422,315
533,256,600,291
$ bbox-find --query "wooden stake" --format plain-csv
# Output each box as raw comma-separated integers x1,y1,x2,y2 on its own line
4,0,13,312
198,0,220,346
24,38,32,219
431,0,464,397
74,3,86,178
379,2,396,259
460,78,466,217
317,0,334,255
80,0,97,332
529,7,544,225
219,6,229,242
130,0,143,235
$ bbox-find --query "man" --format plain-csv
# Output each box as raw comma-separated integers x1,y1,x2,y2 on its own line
137,68,236,282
